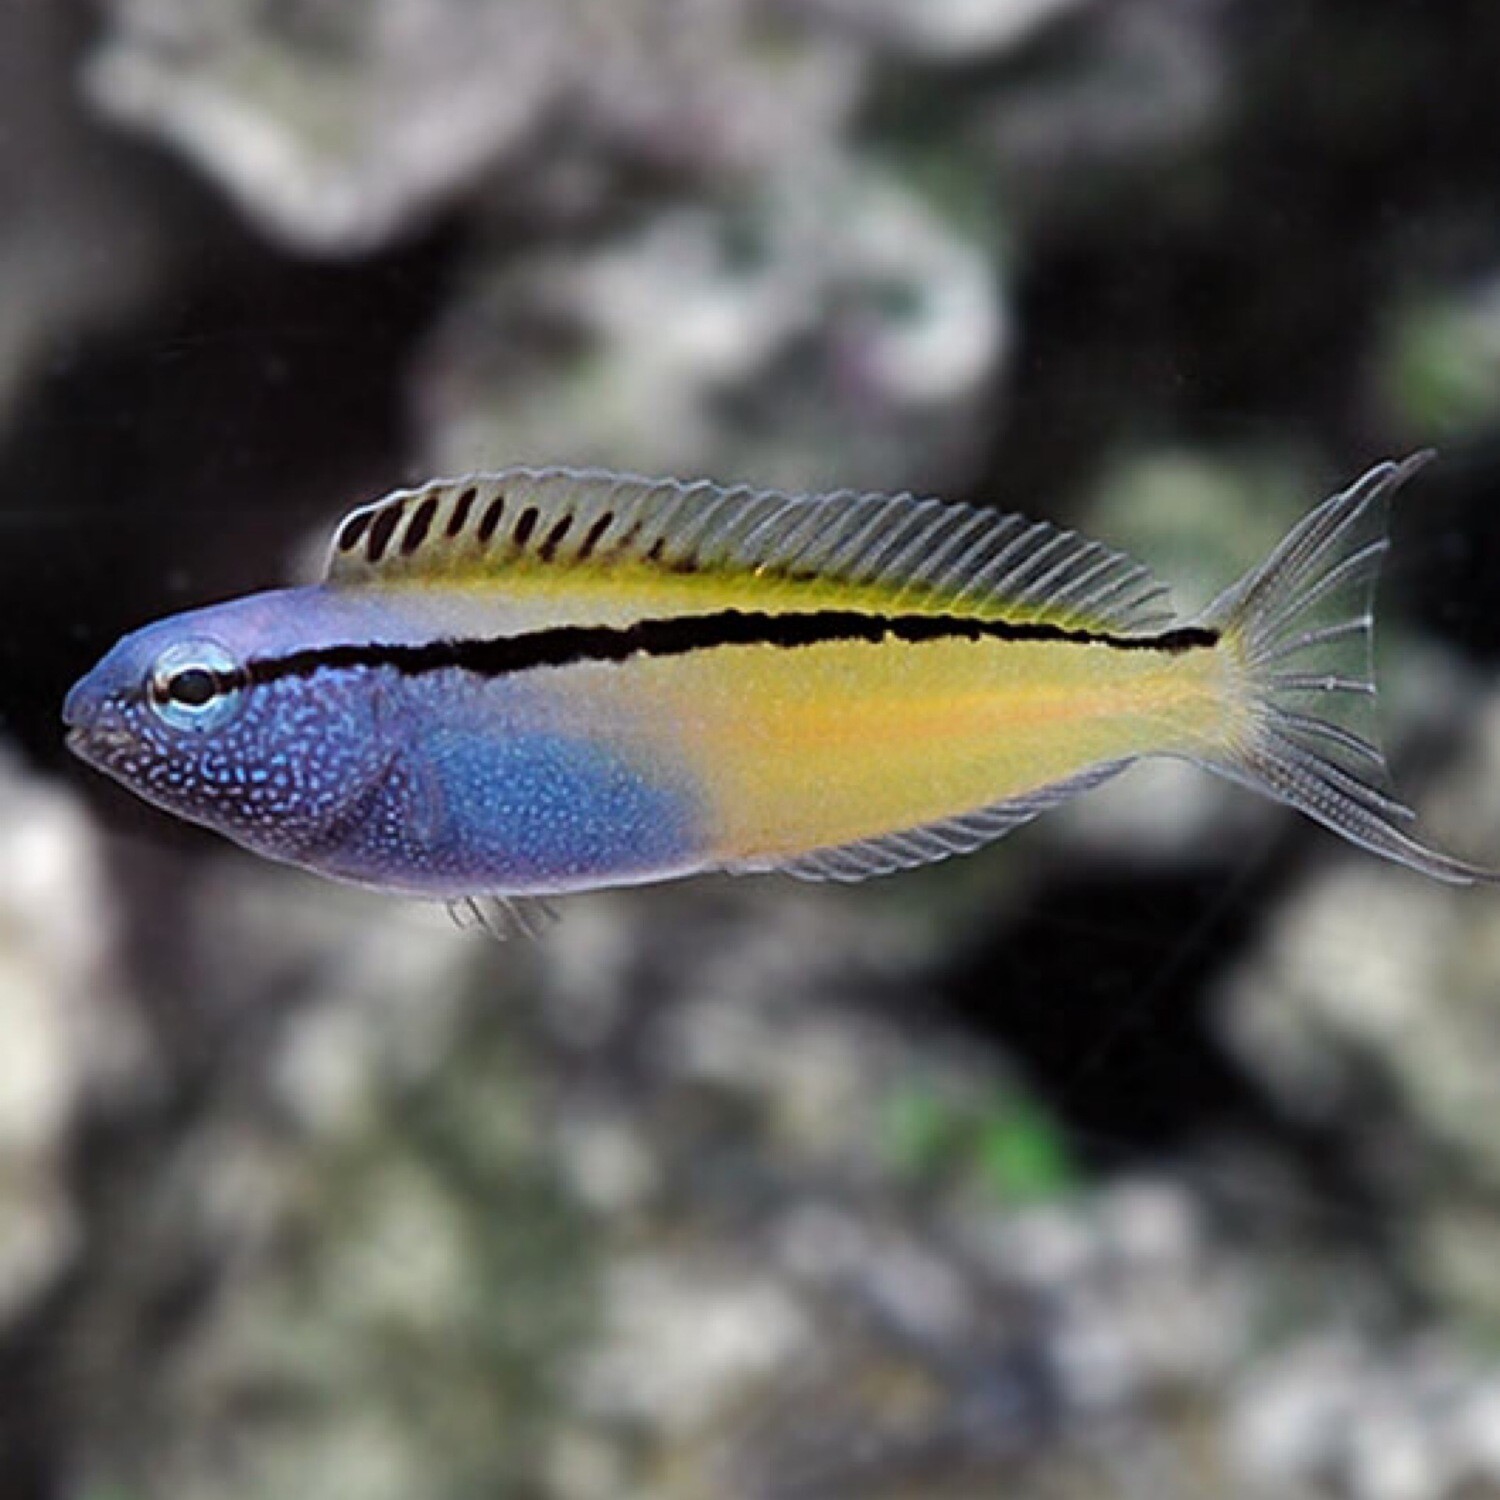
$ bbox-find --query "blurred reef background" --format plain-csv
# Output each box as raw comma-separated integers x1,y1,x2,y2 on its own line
8,1,1500,1496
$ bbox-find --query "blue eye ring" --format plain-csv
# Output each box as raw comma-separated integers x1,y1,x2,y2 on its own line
146,640,243,732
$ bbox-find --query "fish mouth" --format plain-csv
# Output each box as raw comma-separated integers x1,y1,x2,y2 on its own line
65,722,138,765
63,676,140,764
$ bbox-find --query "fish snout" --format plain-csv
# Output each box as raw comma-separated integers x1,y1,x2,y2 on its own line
62,674,137,763
62,675,100,730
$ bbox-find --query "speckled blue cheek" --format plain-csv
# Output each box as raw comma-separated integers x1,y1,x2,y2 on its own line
118,677,388,860
415,729,703,891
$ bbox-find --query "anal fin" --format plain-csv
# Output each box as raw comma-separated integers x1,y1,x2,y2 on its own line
728,761,1131,884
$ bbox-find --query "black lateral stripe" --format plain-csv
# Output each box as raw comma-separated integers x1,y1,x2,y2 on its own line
239,610,1219,689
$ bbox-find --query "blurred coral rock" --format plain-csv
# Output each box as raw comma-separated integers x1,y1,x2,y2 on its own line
414,157,1008,490
85,0,864,254
0,748,140,1328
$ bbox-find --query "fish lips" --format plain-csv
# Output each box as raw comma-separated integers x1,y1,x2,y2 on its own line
62,678,141,768
66,723,141,766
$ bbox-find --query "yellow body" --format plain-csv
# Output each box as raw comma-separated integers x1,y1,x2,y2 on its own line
310,456,1477,893
608,634,1233,862
395,560,1245,869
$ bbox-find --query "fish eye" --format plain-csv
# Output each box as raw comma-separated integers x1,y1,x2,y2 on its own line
165,667,217,707
146,640,242,731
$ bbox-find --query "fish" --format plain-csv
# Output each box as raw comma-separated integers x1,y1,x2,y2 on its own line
63,451,1493,937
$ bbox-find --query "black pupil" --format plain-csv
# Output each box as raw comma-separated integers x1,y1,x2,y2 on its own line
167,668,218,707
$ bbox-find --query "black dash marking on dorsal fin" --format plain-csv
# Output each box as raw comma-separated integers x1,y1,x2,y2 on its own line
366,504,404,563
538,513,573,563
324,469,1178,639
577,511,614,561
512,506,539,548
612,522,644,555
337,509,374,554
447,486,478,538
402,496,439,556
477,493,507,544
241,610,1220,692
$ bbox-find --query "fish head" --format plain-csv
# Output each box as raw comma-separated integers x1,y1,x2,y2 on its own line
64,596,390,863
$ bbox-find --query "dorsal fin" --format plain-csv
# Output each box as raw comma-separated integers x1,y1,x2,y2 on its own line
325,467,1177,634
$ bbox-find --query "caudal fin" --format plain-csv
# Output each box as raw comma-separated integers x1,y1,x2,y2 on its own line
1197,452,1494,884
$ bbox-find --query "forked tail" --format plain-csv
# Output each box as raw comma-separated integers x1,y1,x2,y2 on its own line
1197,452,1494,884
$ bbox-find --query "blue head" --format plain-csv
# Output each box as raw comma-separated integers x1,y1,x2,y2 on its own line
64,591,391,867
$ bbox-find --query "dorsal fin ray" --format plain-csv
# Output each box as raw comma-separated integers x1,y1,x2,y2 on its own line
325,468,1177,634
